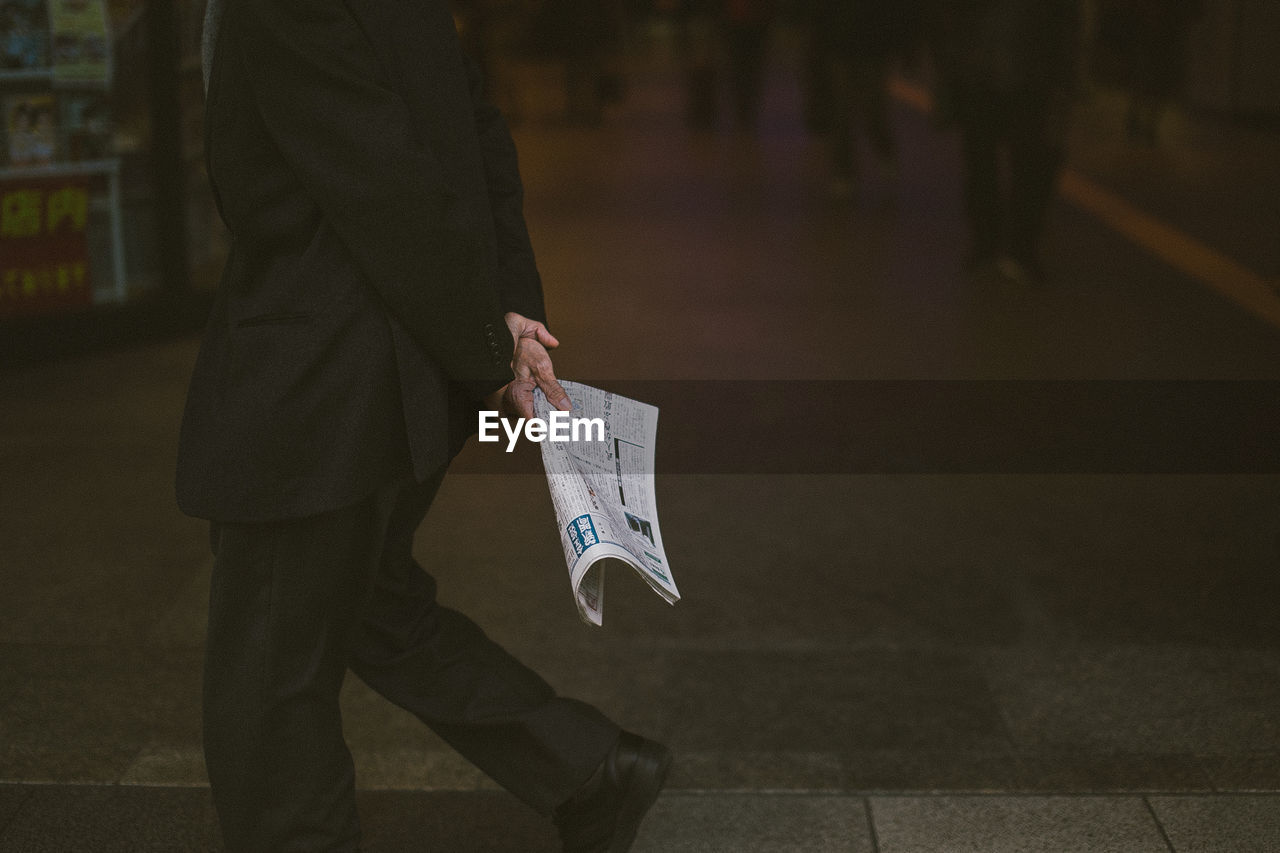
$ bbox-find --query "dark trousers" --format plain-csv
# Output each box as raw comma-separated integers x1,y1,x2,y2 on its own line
203,469,620,852
723,21,771,128
956,87,1065,265
826,53,896,180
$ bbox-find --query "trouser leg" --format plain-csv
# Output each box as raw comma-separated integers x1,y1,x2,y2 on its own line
859,59,896,165
1007,97,1064,266
827,55,856,181
802,32,833,133
725,23,768,128
683,13,717,128
958,94,1005,261
348,471,620,816
203,489,396,852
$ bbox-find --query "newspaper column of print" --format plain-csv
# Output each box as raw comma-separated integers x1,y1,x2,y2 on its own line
0,177,92,316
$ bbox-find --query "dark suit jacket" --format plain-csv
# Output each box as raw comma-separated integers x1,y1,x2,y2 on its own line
177,0,546,523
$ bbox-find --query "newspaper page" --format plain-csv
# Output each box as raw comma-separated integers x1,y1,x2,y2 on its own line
532,381,679,626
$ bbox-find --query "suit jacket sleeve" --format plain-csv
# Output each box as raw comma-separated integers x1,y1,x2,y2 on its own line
464,55,548,325
235,0,514,397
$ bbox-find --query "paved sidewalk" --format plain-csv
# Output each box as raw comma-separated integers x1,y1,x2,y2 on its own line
3,786,1280,851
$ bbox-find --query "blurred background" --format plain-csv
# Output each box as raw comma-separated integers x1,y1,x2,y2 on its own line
2,0,1278,339
1,0,1278,347
2,1,1280,850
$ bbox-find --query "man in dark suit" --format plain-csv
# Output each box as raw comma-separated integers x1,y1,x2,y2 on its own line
177,0,669,850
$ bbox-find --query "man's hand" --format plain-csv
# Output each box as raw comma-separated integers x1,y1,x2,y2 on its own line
481,312,571,420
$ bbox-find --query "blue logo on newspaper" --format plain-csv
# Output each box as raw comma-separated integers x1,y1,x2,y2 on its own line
567,514,599,558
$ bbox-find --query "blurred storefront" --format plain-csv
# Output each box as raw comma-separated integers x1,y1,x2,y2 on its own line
1,0,222,358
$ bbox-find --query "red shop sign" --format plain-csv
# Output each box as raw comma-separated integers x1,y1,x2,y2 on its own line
0,177,93,317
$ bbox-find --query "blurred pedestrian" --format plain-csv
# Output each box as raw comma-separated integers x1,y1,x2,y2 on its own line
807,0,903,197
456,0,532,124
542,0,627,124
1118,0,1202,144
930,0,1081,282
681,0,721,128
721,0,778,130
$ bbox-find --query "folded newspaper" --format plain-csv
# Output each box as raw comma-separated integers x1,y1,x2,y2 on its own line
532,381,679,626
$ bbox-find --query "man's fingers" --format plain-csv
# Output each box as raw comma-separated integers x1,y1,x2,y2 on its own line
532,325,559,350
536,374,572,411
500,376,567,418
524,348,570,410
507,327,570,411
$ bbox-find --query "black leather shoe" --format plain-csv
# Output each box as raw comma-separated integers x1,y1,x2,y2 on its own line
554,732,672,853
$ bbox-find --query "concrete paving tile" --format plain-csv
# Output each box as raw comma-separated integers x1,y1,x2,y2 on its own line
0,785,221,852
1005,477,1280,646
358,790,559,853
1198,752,1280,792
0,787,32,835
623,477,1024,646
840,750,1024,793
432,473,1280,652
119,744,208,787
980,645,1280,754
574,475,1029,648
631,793,873,853
644,471,1280,660
870,795,1169,853
119,741,513,793
665,751,844,791
849,749,1212,795
352,749,500,792
0,645,203,783
420,474,1031,648
1149,794,1280,853
663,648,1010,754
0,342,210,648
0,541,209,647
143,560,214,649
1012,752,1214,793
0,745,143,786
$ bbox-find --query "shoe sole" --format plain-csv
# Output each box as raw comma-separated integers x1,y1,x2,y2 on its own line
609,739,672,853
